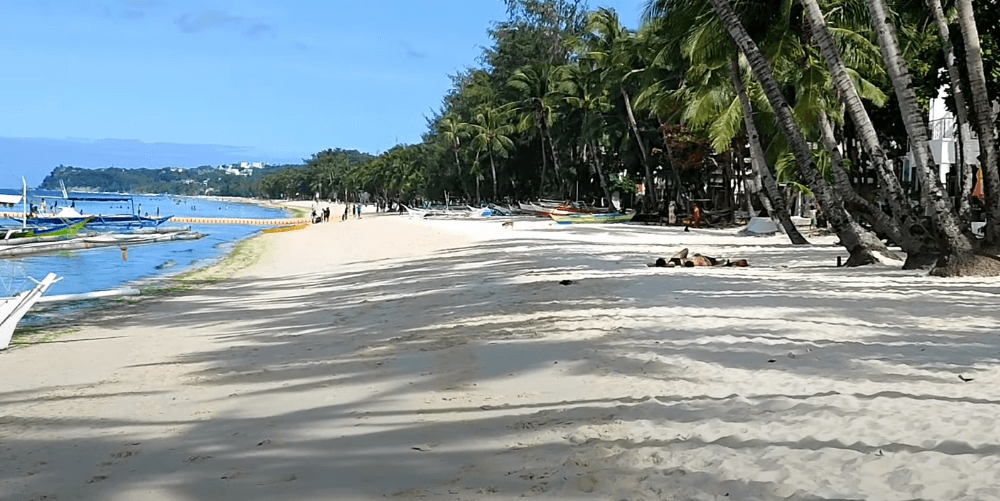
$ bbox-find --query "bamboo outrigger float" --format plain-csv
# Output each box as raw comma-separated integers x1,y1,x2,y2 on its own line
0,227,205,258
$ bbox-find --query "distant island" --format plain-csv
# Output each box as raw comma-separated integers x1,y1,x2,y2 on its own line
36,148,375,199
38,163,297,198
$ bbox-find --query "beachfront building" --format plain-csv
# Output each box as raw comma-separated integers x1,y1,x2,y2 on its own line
903,91,981,200
218,162,266,177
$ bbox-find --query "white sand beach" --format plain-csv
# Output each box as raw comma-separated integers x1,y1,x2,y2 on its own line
3,206,1000,500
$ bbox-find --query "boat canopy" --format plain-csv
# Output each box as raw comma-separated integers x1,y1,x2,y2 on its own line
0,194,23,207
36,195,132,202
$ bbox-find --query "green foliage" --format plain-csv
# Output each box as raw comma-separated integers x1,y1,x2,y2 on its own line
55,0,980,214
609,174,639,194
40,164,295,197
256,149,375,200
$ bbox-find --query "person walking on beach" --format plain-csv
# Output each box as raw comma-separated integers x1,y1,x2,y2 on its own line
343,205,348,221
357,204,362,219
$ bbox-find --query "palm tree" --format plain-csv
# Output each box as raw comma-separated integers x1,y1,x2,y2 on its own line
927,0,973,221
817,111,909,251
641,0,809,243
468,103,517,201
955,0,1000,245
866,0,993,275
587,8,657,209
437,114,472,200
560,63,617,208
729,56,808,244
801,0,939,266
509,62,564,197
705,0,889,266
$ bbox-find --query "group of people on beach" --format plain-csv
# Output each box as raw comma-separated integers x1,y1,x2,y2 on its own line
313,207,332,223
343,204,361,220
312,204,365,223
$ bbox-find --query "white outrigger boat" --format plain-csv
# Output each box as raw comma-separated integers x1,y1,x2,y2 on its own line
403,205,473,218
0,273,60,351
0,273,144,350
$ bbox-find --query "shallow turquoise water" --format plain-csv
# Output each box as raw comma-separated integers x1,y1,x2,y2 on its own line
0,191,289,297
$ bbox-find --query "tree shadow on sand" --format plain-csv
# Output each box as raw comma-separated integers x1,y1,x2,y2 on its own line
6,225,1000,500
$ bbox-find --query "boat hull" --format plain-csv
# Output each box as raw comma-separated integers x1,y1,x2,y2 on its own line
13,214,172,229
0,217,92,240
550,212,634,224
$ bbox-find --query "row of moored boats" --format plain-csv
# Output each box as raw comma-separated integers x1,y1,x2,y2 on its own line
403,199,634,224
0,191,173,243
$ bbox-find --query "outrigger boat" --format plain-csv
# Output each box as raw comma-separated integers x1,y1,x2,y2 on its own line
1,179,98,239
550,212,635,224
520,200,613,218
0,217,93,241
403,205,473,218
0,272,61,350
15,194,172,230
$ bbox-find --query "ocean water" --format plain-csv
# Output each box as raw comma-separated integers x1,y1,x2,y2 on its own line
0,190,289,299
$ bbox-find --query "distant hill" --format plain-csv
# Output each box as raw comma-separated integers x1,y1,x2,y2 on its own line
39,164,301,197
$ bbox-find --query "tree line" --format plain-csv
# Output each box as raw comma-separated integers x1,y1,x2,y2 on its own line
269,0,1000,276
52,0,1000,276
40,164,299,197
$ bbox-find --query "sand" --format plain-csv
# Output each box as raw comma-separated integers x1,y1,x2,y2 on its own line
3,204,1000,500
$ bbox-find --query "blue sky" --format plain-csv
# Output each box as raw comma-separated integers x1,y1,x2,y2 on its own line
0,0,645,186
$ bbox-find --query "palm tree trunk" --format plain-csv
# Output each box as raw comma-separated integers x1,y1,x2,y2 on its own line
474,151,482,204
818,112,908,261
454,148,471,201
730,57,808,244
541,115,563,194
802,0,936,262
709,0,887,266
622,88,655,209
928,0,973,221
545,121,565,196
489,149,498,201
956,0,1000,245
537,130,549,198
735,140,758,216
868,0,985,274
587,142,615,210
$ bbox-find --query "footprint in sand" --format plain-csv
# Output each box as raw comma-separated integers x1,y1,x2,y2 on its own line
257,474,298,485
221,471,246,480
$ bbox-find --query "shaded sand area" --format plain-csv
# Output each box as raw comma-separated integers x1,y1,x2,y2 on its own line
4,206,1000,500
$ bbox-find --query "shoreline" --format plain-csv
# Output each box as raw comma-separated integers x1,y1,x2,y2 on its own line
12,198,300,347
4,215,1000,500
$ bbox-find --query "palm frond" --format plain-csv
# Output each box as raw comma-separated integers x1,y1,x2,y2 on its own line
709,95,745,153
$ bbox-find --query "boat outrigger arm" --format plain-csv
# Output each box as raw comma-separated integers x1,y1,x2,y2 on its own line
0,272,61,350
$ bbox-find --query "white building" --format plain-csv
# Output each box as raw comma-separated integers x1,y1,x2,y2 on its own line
905,89,980,185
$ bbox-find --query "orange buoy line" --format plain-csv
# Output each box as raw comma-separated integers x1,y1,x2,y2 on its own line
168,217,312,226
0,212,311,226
